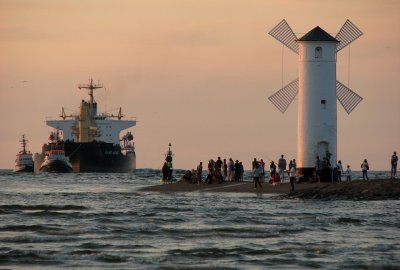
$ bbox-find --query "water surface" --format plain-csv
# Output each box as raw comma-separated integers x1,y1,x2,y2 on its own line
0,170,399,269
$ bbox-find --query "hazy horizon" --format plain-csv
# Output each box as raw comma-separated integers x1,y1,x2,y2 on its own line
1,0,399,171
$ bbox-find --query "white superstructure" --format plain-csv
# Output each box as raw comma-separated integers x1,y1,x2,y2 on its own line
47,115,135,144
46,79,136,145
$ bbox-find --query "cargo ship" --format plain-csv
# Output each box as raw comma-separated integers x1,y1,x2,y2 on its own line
34,79,136,173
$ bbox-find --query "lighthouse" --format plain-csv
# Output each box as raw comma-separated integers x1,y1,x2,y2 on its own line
268,20,363,180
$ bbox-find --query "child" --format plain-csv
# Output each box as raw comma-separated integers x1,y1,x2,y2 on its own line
346,165,352,182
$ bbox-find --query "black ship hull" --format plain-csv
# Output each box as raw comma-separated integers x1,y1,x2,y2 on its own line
14,165,34,173
36,141,136,173
40,160,73,173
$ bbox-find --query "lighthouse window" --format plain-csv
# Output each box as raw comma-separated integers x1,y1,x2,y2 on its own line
315,47,322,58
321,99,326,109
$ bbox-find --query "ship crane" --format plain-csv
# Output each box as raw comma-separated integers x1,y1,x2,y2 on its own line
111,107,124,120
60,107,73,120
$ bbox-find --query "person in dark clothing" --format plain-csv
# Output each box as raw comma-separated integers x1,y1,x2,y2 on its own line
234,160,241,182
223,159,228,180
270,161,277,177
196,162,203,183
289,165,296,192
216,157,223,169
207,160,215,184
252,158,257,170
162,162,170,181
180,170,192,183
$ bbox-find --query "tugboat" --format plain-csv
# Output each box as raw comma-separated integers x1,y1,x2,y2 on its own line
34,79,136,173
14,135,34,173
39,131,73,173
160,143,175,183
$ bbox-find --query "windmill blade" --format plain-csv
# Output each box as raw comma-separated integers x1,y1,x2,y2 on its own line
335,19,363,52
336,81,363,114
268,78,299,114
269,19,299,54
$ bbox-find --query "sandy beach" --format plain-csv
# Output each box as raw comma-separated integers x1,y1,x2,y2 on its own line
139,179,400,200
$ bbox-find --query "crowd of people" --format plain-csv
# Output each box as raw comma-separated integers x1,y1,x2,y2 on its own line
168,151,399,189
178,157,247,184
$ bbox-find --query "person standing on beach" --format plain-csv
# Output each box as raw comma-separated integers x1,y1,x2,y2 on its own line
315,156,322,182
223,159,228,181
228,158,234,182
270,161,276,177
278,155,287,182
289,160,294,171
346,165,352,182
239,162,244,182
289,164,296,192
337,160,343,182
253,162,262,188
207,160,215,184
361,159,369,180
260,159,265,183
196,162,203,183
391,151,398,179
234,160,241,182
252,158,257,170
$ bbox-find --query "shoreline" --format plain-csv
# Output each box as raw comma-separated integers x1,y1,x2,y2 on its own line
139,179,400,200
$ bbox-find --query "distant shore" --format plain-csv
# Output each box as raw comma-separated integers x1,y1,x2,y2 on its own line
139,179,400,200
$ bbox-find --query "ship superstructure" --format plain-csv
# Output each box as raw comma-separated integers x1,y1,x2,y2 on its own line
35,79,136,173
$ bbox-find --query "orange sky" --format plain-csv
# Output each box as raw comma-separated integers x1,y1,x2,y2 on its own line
1,0,399,170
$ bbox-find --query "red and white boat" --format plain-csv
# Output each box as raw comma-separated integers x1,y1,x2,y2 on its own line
39,131,73,173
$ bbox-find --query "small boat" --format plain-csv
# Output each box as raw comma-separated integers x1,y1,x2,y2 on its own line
39,131,73,173
14,135,34,173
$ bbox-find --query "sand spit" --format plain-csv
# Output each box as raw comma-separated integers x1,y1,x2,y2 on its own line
139,179,400,200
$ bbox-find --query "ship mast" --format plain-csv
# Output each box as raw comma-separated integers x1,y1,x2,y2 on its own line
78,78,104,117
19,134,28,154
76,79,103,142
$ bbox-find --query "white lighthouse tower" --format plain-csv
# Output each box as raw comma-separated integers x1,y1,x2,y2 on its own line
268,20,363,180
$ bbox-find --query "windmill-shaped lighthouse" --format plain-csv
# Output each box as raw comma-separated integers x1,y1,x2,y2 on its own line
268,20,363,179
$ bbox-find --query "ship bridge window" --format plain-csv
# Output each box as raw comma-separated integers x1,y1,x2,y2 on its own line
315,47,322,58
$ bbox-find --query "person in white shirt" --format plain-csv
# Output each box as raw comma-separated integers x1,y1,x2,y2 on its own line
337,160,343,182
346,165,352,182
253,162,263,189
361,159,369,180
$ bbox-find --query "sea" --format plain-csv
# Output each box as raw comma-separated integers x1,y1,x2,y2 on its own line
0,169,399,270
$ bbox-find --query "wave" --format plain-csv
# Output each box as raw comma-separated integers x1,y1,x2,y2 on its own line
335,217,365,224
0,234,79,243
0,249,62,265
0,204,88,211
96,254,129,263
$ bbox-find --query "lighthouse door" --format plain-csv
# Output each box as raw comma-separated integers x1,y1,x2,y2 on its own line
317,141,329,160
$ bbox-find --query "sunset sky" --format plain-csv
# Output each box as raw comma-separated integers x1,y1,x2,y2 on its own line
1,0,399,170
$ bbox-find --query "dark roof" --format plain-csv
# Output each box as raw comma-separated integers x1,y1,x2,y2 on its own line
297,26,339,42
